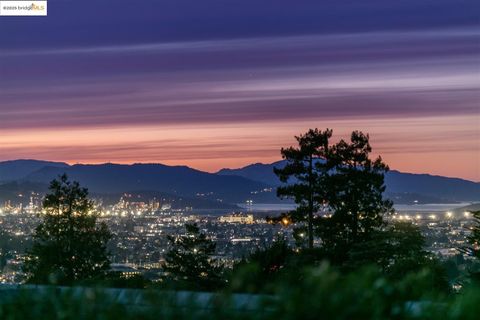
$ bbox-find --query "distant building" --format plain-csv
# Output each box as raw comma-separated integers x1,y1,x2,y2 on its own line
219,213,254,224
110,263,141,279
133,226,145,233
161,203,172,211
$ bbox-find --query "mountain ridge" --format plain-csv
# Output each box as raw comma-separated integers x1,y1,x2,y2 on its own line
20,162,274,204
217,160,480,202
0,159,68,182
1,159,478,205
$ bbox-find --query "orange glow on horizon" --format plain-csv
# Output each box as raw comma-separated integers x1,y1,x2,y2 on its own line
0,115,478,181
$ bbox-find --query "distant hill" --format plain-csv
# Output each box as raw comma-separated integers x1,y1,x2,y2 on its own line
217,161,286,186
217,160,480,202
0,160,68,182
217,161,284,186
1,159,478,207
384,170,480,202
21,163,275,204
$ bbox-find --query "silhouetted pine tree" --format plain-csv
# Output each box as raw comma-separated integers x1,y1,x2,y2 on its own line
322,131,393,250
274,128,334,249
275,129,392,253
24,175,111,285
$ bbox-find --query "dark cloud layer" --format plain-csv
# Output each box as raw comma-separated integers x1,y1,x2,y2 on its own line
0,0,478,179
1,0,478,48
1,28,478,129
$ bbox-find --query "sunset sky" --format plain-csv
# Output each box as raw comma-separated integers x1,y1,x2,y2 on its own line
1,0,479,181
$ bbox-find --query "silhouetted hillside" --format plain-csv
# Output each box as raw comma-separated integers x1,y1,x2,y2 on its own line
385,170,480,202
217,161,284,186
217,160,480,202
0,160,68,182
22,163,275,203
2,159,477,205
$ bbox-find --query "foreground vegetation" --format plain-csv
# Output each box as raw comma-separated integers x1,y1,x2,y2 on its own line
1,264,480,320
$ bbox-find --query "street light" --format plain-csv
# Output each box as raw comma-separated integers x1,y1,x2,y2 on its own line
281,217,291,226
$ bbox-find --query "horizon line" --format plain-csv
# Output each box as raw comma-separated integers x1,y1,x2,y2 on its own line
1,158,478,183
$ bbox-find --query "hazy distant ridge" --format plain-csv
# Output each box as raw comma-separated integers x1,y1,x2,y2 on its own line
17,162,272,203
217,160,480,202
0,160,68,182
0,160,478,205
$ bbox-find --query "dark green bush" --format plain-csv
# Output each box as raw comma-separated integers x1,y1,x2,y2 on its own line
0,263,477,320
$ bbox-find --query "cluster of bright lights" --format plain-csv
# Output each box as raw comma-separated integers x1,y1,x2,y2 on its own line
281,217,291,226
392,211,473,221
392,214,423,220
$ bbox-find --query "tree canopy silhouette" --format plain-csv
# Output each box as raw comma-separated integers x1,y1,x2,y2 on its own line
163,223,222,290
467,211,480,258
275,129,393,253
321,131,393,251
466,210,480,282
24,174,111,285
274,128,333,249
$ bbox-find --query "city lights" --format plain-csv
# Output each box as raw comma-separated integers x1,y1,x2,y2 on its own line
281,217,291,226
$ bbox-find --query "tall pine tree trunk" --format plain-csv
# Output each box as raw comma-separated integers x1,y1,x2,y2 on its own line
308,156,314,249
